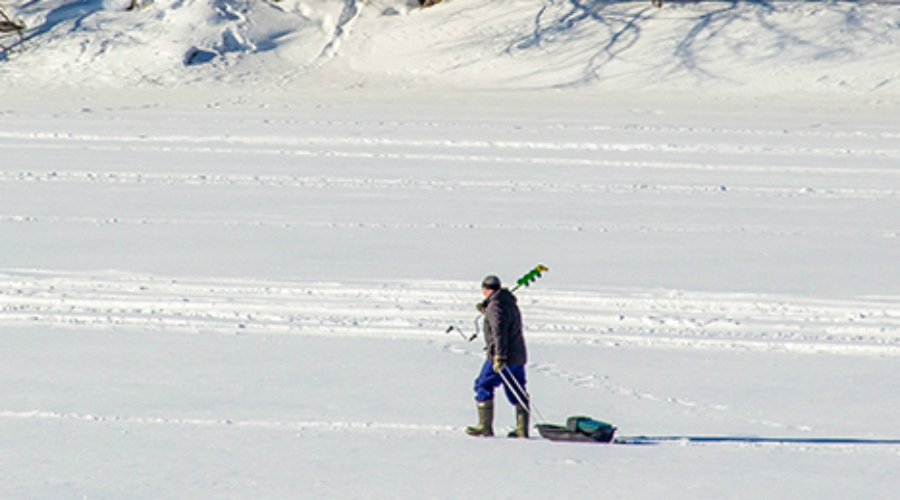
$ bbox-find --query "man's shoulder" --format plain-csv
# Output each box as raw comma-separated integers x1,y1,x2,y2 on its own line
494,288,518,305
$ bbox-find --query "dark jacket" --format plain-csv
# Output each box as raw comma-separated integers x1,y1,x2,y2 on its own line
483,288,527,366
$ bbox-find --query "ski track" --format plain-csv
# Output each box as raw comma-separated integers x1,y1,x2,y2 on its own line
3,121,900,240
2,270,899,355
3,129,900,166
3,116,899,350
2,122,898,213
0,409,458,435
1,212,896,239
0,169,898,202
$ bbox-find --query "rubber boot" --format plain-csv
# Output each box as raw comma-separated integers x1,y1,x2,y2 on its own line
507,404,529,438
465,400,494,437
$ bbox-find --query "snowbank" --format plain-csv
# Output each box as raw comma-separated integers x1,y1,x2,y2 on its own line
2,0,900,97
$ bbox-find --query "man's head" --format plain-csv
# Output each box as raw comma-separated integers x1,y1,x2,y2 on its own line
481,275,501,296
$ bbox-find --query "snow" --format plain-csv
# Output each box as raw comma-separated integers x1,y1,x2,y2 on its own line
4,0,900,95
2,0,900,498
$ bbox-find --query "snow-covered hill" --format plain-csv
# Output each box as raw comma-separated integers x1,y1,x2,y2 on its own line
3,0,900,95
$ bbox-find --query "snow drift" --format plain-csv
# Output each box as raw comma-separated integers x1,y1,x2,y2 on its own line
2,0,900,95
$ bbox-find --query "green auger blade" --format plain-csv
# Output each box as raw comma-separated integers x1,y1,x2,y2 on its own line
511,264,549,292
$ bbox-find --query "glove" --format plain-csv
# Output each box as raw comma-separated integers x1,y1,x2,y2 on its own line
476,301,486,314
493,355,507,373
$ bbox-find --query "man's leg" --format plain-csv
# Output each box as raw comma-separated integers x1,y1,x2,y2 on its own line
466,359,502,436
474,358,503,402
501,365,529,438
501,365,528,407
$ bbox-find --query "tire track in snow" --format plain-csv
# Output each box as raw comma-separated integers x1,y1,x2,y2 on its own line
2,270,899,355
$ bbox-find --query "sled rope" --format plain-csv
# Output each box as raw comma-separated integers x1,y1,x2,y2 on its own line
498,367,546,424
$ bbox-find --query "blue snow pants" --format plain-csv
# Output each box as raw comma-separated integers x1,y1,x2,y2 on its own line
474,359,528,407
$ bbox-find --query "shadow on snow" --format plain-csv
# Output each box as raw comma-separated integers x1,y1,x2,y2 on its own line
621,435,900,446
504,0,876,88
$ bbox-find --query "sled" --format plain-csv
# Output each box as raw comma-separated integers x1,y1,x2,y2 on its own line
537,416,616,443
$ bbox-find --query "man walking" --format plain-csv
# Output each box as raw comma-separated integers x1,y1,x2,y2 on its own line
466,275,530,438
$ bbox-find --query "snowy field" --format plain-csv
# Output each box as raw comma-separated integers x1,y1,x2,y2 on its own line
2,0,900,498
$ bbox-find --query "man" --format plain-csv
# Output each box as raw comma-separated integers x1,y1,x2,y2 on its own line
466,275,530,438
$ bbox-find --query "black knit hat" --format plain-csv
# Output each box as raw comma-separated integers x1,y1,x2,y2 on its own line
481,275,501,290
